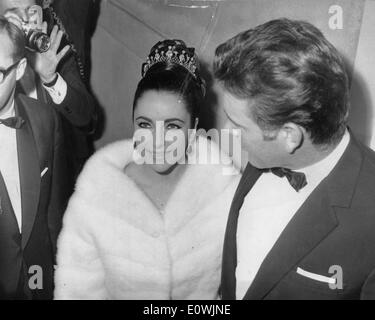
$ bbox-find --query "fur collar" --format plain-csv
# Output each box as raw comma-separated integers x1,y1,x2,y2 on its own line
73,136,239,236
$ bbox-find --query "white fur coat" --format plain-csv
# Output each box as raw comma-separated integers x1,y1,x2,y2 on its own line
54,137,240,300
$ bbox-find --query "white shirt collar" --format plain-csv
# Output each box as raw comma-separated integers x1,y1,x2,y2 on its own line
298,130,350,187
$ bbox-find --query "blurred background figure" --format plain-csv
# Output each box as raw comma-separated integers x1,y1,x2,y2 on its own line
42,0,101,85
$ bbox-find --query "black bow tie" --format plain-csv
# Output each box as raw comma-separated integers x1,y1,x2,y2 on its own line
270,167,307,192
0,117,25,129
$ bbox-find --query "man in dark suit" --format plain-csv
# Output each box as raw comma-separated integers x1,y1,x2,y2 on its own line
1,0,97,186
214,18,375,300
0,17,68,300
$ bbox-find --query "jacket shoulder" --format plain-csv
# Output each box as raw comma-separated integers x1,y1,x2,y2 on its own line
346,137,375,214
360,143,375,169
353,136,375,179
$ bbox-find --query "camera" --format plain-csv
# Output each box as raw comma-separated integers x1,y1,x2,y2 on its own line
21,22,51,53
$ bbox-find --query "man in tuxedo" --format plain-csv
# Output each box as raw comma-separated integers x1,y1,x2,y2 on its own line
214,18,375,300
0,0,97,185
0,17,68,300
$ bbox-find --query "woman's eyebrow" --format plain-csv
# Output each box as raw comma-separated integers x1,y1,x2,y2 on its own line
135,116,152,122
165,118,185,124
135,117,185,124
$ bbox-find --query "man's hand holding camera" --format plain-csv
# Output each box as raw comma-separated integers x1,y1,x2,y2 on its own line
31,23,70,84
4,9,70,85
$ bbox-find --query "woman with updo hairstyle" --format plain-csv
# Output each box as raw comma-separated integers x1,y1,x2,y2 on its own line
54,40,240,300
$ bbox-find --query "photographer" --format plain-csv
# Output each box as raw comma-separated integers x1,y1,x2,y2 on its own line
0,0,97,187
0,16,68,300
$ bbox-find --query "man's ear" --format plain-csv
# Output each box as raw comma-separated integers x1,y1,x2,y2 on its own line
16,58,27,81
279,122,304,154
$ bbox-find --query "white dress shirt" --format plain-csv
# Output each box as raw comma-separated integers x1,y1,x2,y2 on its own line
235,130,350,299
20,65,67,104
0,102,22,232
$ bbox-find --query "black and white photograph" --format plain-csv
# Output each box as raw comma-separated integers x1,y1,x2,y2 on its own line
1,0,375,308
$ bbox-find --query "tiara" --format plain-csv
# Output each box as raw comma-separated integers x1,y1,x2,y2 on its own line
142,44,199,79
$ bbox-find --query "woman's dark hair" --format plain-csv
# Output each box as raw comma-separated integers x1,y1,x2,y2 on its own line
133,40,205,124
214,18,349,146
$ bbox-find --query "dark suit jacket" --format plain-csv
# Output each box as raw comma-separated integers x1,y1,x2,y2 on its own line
17,5,98,184
37,51,96,180
0,94,69,300
42,55,96,182
221,131,375,300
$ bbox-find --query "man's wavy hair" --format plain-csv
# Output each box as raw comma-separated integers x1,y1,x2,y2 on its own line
0,16,26,62
214,18,350,146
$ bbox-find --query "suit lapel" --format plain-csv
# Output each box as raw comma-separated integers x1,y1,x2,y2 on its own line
0,171,19,230
15,98,41,249
242,131,363,300
221,163,262,300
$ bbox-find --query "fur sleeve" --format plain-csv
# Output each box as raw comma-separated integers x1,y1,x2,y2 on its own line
54,194,108,300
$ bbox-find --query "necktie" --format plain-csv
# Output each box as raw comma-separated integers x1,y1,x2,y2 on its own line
270,167,307,192
0,117,25,129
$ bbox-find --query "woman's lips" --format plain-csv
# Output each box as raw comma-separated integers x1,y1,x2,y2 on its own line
145,149,167,161
144,148,179,163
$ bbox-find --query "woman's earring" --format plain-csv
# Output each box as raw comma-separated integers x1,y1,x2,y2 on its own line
186,118,199,156
186,135,195,156
186,144,193,156
133,141,137,149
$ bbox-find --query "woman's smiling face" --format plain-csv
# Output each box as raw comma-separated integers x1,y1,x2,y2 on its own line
133,90,192,173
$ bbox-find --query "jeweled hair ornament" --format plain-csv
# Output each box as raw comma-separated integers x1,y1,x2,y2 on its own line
141,39,206,96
